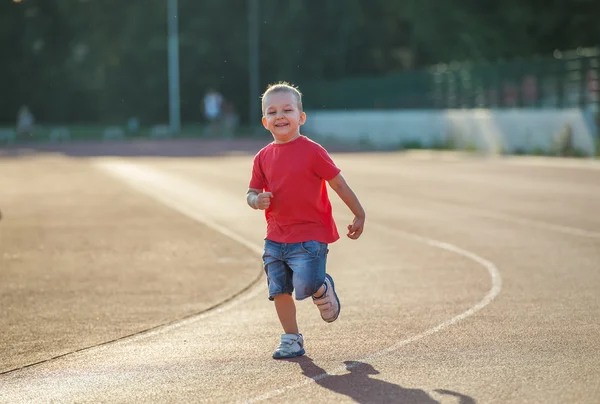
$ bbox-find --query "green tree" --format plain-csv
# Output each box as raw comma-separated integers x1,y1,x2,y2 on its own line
1,0,598,125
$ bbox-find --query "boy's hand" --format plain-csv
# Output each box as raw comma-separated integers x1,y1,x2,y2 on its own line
347,216,365,240
255,192,273,210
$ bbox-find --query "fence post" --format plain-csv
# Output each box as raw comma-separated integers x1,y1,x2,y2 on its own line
580,56,589,109
556,56,564,108
536,56,544,108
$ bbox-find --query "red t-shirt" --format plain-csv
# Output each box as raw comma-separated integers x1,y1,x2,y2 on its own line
249,135,341,244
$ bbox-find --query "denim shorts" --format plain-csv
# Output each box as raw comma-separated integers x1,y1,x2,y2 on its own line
262,239,328,301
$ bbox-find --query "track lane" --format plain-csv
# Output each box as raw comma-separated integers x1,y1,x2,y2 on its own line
1,153,598,403
1,158,499,403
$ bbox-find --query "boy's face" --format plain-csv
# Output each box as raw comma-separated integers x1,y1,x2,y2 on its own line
262,91,306,142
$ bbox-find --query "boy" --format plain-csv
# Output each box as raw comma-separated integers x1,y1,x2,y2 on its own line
246,82,366,359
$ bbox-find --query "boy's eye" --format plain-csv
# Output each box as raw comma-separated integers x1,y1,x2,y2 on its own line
267,111,275,115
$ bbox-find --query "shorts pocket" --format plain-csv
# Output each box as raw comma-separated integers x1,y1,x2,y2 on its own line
263,240,281,261
300,240,323,258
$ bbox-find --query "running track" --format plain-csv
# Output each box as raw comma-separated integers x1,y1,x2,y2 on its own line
1,142,599,403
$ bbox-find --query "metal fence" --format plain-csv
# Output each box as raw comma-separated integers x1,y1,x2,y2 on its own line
301,47,600,112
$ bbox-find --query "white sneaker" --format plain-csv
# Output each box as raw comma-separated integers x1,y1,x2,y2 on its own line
272,333,305,359
312,274,340,323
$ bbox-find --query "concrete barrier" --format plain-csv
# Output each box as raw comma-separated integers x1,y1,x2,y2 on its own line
49,127,71,142
102,126,125,141
150,124,171,139
0,128,16,144
304,108,598,156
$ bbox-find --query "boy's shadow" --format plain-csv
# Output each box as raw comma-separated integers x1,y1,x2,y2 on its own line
289,356,475,404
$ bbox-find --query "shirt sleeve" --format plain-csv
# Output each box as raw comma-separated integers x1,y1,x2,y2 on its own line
248,152,266,190
313,144,341,181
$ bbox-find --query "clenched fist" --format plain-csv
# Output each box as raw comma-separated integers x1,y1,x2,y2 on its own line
253,192,273,210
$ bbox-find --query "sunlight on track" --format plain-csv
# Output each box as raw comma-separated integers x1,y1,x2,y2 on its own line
96,160,502,403
244,220,501,403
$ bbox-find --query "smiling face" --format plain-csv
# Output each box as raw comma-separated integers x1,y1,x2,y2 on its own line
261,90,306,143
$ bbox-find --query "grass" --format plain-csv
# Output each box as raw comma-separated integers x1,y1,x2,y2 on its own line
0,123,266,145
3,123,599,159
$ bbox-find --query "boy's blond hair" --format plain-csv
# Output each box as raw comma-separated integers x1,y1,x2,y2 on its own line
261,82,303,114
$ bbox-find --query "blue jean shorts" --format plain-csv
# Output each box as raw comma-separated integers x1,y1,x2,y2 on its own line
262,239,328,301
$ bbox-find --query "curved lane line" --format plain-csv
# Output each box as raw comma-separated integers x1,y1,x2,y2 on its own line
0,162,267,376
415,199,600,239
93,161,502,403
245,221,502,403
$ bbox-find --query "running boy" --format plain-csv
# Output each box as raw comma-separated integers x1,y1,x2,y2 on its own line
246,82,366,359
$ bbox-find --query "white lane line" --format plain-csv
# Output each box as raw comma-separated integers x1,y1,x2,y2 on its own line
500,157,600,170
85,161,266,348
245,221,501,403
1,161,267,378
94,161,502,403
364,184,600,239
456,206,600,239
97,161,261,255
399,151,600,170
414,198,600,239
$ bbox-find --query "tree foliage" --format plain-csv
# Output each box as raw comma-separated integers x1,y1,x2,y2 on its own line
1,0,598,124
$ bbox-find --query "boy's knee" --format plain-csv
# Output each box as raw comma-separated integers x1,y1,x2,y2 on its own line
294,280,322,301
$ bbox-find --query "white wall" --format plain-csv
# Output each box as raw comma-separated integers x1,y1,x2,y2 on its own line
303,108,598,156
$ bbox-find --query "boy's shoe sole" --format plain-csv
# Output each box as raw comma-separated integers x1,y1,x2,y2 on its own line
272,348,306,359
272,333,305,359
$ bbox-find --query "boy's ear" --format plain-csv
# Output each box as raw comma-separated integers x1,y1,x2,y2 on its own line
299,111,307,125
261,116,268,129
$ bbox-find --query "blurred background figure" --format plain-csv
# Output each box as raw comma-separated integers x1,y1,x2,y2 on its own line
222,100,239,138
16,105,34,139
203,88,223,137
127,117,140,134
0,1,597,154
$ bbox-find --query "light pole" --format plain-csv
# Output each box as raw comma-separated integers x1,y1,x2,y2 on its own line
167,0,181,135
248,0,260,123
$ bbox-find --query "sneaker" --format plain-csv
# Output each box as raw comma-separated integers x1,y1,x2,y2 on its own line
272,333,305,359
312,274,340,323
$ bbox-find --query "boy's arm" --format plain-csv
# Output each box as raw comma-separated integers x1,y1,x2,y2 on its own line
247,188,273,210
246,188,261,209
328,174,365,239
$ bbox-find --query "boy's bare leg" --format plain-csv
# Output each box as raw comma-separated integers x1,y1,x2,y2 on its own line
273,294,299,334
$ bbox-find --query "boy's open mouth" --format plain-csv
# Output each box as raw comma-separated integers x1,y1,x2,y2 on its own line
275,123,289,127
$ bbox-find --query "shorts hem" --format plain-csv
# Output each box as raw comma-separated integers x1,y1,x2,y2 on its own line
268,291,292,301
294,291,315,301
